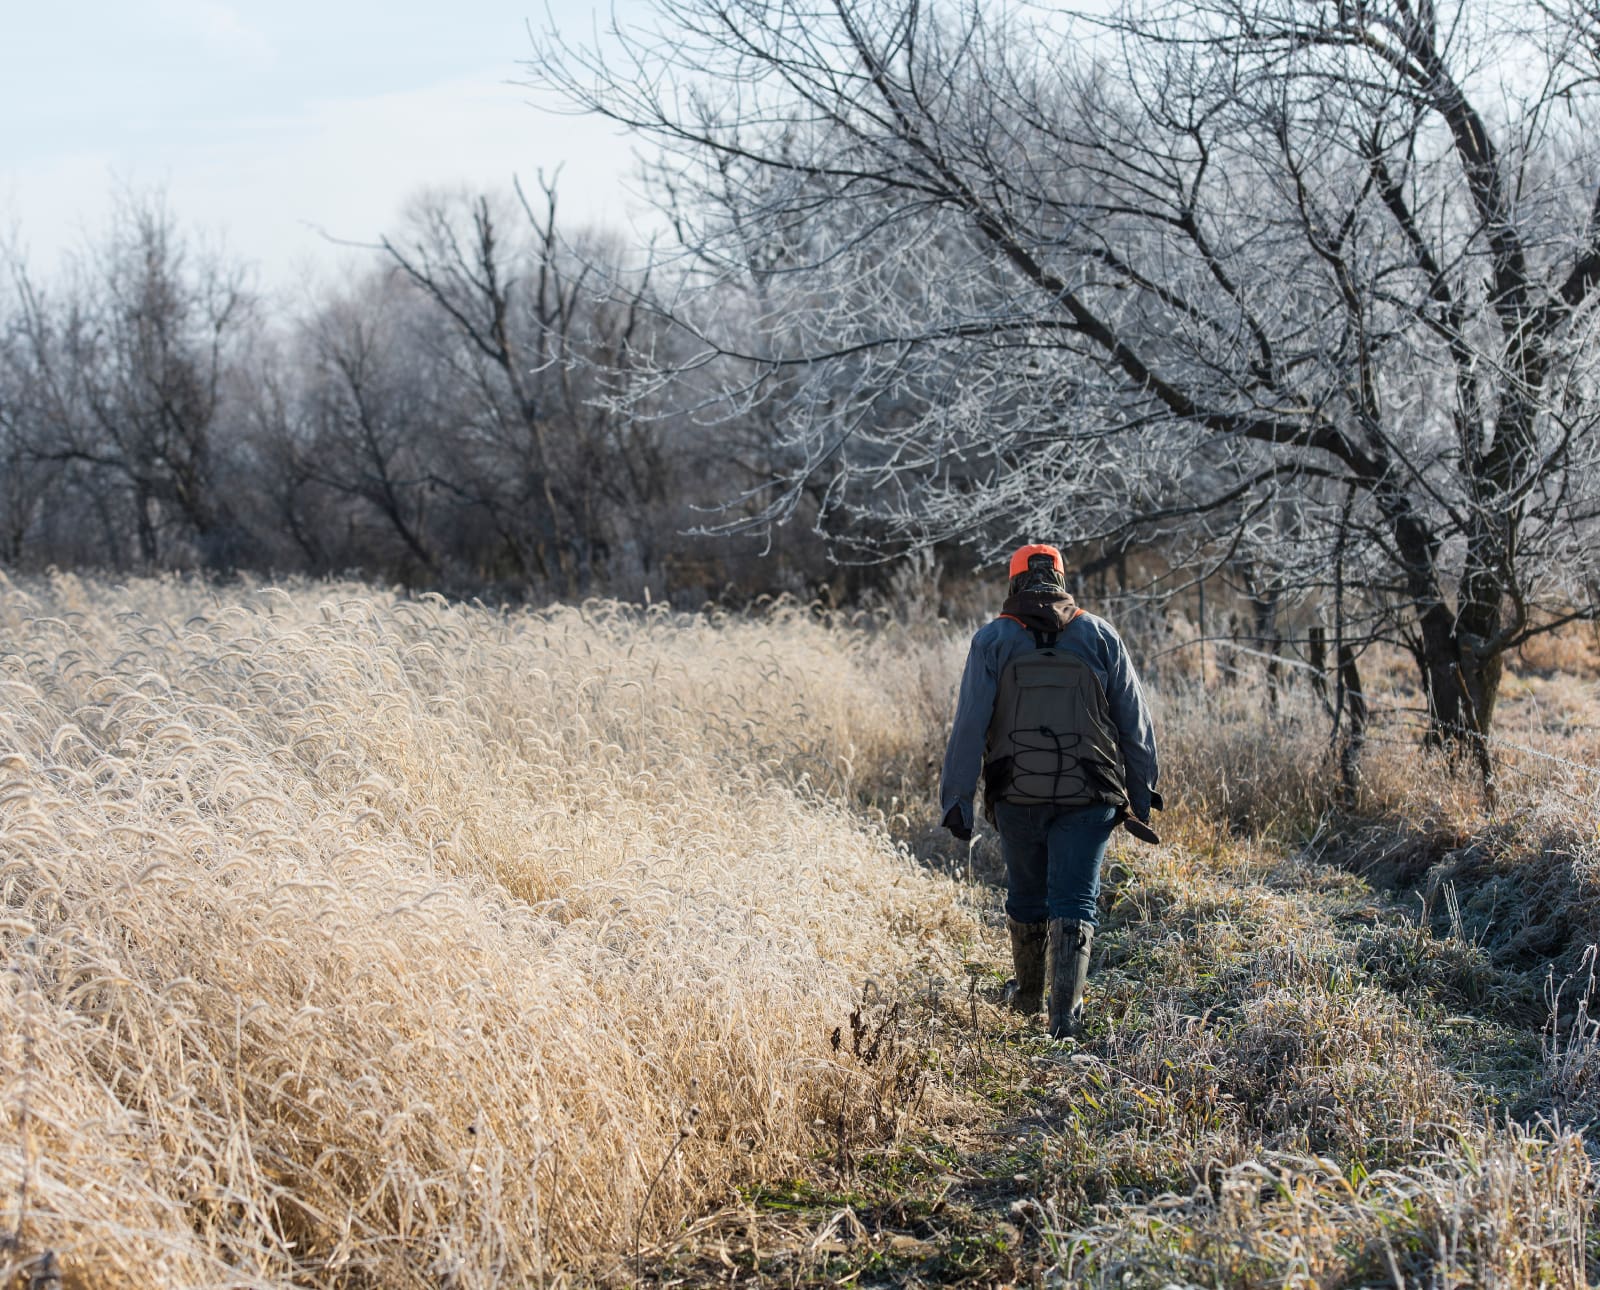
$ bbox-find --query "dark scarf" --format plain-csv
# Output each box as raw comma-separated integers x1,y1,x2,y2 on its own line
1000,588,1079,635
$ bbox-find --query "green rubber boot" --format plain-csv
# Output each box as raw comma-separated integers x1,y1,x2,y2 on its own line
1003,918,1048,1015
1047,919,1094,1039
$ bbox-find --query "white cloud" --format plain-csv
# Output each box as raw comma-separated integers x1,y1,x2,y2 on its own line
291,74,640,220
2,152,128,274
150,0,275,63
242,73,649,281
4,49,657,292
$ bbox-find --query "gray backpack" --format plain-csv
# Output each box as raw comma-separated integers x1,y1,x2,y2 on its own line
982,625,1128,817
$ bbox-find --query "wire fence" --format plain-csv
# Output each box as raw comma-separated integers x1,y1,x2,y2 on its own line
1356,730,1600,810
1359,702,1599,779
1140,615,1600,820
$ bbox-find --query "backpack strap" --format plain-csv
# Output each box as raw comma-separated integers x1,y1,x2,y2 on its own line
997,606,1083,650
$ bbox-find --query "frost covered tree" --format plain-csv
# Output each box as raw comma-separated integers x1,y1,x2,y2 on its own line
298,272,450,577
378,179,668,593
4,197,252,570
529,0,1600,748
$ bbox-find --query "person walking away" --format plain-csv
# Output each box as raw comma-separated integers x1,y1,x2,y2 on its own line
940,544,1161,1039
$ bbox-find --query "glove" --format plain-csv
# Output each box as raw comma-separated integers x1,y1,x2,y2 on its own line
941,804,972,843
1120,812,1161,845
1120,788,1163,845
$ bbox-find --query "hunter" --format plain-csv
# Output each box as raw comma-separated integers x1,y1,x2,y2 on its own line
940,544,1161,1039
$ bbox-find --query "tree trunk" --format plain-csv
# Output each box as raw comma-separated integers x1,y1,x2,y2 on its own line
1337,643,1367,806
1385,492,1503,764
134,482,158,567
1252,587,1281,710
1414,600,1497,784
1416,602,1464,738
1307,624,1328,704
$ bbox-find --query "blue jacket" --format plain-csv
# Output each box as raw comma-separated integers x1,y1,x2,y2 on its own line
939,612,1159,831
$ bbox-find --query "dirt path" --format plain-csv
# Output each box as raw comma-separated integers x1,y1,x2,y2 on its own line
637,823,1588,1287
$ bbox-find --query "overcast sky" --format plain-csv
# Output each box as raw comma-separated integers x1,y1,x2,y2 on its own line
1,0,648,293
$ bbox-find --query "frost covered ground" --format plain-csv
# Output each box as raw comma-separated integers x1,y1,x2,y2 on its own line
1,576,1595,1286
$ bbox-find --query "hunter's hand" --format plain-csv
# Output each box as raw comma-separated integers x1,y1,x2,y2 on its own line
941,805,972,843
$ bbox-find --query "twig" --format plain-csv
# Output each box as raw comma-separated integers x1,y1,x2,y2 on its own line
4,934,40,1264
633,1104,701,1286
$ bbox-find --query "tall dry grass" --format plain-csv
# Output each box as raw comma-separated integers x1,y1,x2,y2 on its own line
1029,641,1600,1288
5,575,1596,1287
0,575,974,1287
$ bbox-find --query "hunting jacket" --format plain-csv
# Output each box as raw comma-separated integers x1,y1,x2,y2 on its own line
939,612,1159,834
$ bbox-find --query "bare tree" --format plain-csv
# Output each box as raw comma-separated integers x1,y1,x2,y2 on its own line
0,293,65,563
298,272,447,578
1,182,838,598
6,196,253,571
380,181,586,589
529,0,1600,752
231,333,331,575
375,176,707,594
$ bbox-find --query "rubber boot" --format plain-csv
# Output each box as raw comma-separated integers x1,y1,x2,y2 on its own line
1002,918,1048,1015
1047,919,1094,1039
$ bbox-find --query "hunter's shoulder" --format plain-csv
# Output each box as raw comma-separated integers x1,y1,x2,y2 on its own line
1068,610,1135,659
970,617,1023,646
1069,608,1122,640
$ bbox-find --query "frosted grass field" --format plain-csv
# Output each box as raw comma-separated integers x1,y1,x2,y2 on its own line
3,574,1597,1286
0,575,974,1286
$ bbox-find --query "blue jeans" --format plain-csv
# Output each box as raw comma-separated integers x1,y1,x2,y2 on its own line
994,801,1119,925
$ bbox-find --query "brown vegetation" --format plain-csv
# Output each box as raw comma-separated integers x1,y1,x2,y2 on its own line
0,575,973,1286
2,578,1596,1286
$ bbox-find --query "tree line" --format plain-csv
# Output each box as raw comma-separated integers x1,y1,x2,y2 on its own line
526,0,1600,753
7,0,1600,758
0,181,839,604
